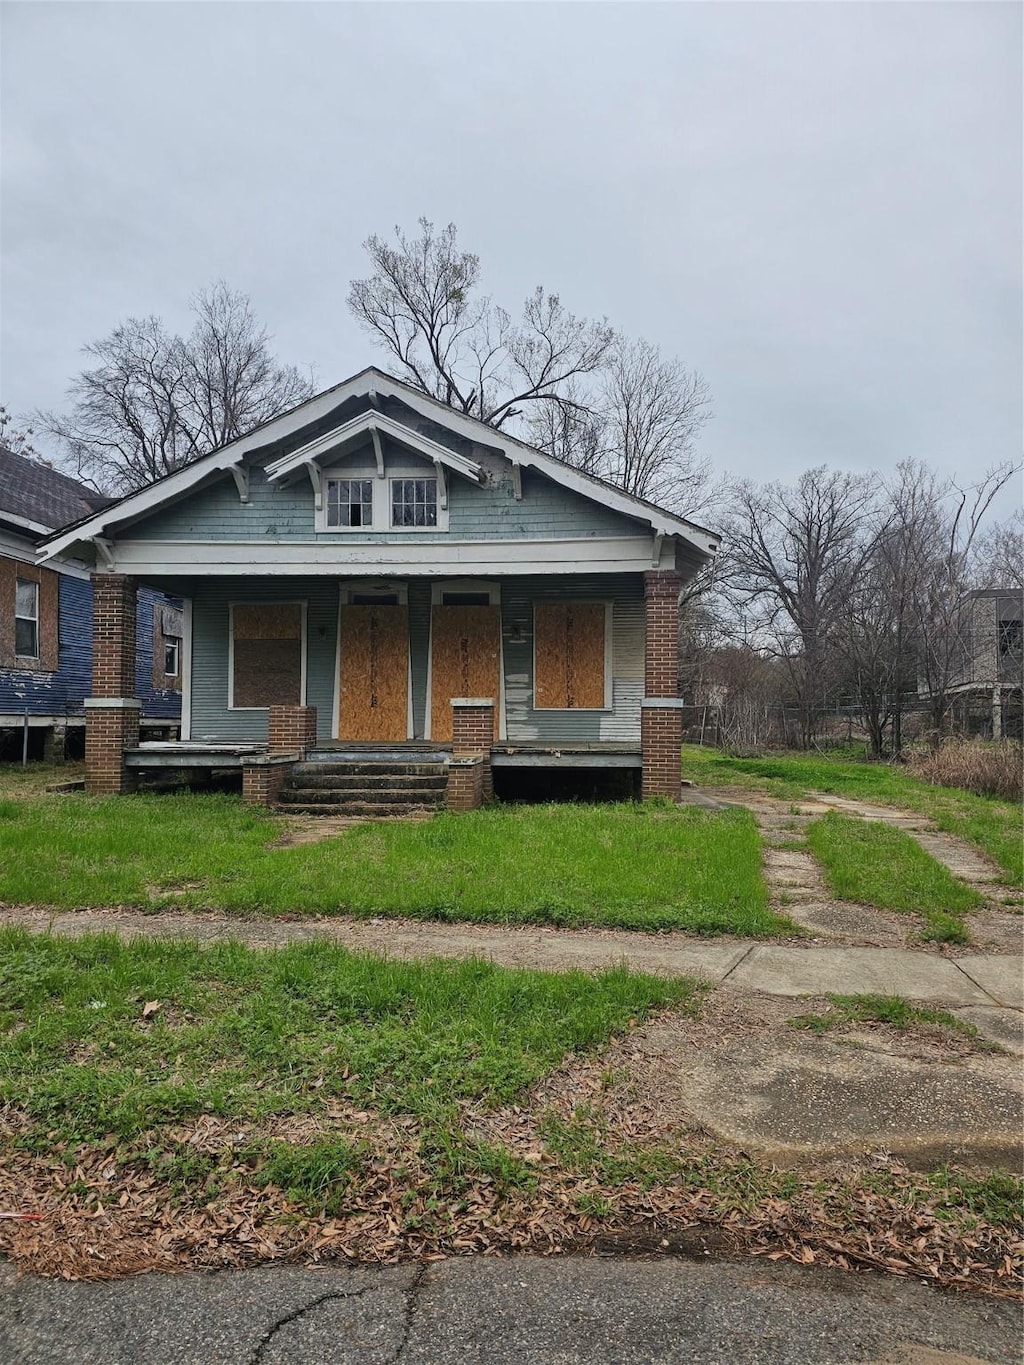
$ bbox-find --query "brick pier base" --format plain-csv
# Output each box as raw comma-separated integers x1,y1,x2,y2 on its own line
641,702,684,802
84,699,140,796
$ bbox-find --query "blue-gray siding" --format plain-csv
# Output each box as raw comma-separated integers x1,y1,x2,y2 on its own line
186,574,643,745
126,452,646,545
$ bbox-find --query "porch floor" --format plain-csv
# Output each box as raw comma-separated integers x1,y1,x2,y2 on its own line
123,741,642,771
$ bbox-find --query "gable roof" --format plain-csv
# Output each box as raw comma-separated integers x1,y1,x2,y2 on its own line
0,444,111,536
39,367,721,561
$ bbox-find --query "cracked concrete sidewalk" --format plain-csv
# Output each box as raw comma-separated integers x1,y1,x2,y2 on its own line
1,906,1020,1017
2,1255,1020,1365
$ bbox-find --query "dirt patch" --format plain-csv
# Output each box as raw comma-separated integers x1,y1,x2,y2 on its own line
476,991,1023,1171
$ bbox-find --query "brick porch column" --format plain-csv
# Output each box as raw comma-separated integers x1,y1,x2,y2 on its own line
641,570,683,802
450,698,495,809
85,573,140,796
268,704,318,756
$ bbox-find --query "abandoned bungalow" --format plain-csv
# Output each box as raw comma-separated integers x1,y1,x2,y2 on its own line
1,444,182,760
40,368,719,811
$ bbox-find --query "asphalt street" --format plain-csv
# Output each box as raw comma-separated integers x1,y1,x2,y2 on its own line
1,1254,1019,1364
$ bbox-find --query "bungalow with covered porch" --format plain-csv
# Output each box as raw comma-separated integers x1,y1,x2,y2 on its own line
41,368,719,813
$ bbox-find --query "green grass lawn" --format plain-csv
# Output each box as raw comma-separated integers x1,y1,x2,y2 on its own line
805,812,981,942
682,746,1023,887
0,927,697,1191
1,928,1018,1290
0,787,789,935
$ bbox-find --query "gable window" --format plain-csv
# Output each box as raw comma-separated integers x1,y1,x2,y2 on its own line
15,579,39,658
391,478,437,528
326,478,374,528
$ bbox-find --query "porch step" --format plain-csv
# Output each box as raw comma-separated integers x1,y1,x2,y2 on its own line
291,761,448,779
283,772,448,793
278,751,450,818
279,785,444,806
275,801,441,819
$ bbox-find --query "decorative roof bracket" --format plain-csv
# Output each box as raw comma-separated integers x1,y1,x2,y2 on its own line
230,463,250,504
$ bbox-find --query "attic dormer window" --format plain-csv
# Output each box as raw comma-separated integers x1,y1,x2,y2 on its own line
391,478,437,528
326,478,374,528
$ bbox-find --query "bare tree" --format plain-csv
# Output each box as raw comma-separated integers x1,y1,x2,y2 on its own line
723,467,879,748
348,219,713,511
41,284,313,494
0,405,39,459
348,218,613,429
600,337,712,511
974,507,1024,593
901,462,1017,739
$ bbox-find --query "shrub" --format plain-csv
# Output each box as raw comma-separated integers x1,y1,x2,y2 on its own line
908,739,1023,803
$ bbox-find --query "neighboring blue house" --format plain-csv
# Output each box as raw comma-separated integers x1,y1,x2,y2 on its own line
0,445,181,759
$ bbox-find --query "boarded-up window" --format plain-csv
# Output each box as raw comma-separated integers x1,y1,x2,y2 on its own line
534,603,607,709
0,556,59,672
152,602,185,692
231,603,303,708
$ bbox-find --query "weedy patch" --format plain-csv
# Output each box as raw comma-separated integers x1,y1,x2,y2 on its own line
788,994,996,1051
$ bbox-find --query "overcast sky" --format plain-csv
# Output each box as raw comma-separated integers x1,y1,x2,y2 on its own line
2,1,1021,512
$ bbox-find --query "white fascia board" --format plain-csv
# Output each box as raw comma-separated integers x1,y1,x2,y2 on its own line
1,511,53,536
105,535,659,576
265,410,484,484
37,379,370,563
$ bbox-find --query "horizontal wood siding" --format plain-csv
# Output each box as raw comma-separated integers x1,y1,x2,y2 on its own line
501,574,644,743
188,578,338,742
125,456,645,546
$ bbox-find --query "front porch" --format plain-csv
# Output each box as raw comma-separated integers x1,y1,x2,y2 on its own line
83,567,685,810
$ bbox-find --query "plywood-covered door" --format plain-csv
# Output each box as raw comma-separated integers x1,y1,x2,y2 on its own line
337,605,409,740
429,605,501,741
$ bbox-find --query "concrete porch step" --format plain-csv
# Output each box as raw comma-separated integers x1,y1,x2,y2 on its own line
292,761,450,778
285,772,448,792
279,786,447,806
275,800,442,818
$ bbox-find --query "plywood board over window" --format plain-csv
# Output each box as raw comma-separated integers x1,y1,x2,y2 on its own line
534,603,608,709
231,603,304,708
0,556,59,672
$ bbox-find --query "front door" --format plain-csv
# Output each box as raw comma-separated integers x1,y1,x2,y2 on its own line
337,604,409,741
429,605,501,741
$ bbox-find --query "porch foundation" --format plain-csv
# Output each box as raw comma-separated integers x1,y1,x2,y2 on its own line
642,570,683,801
242,754,298,807
85,573,140,796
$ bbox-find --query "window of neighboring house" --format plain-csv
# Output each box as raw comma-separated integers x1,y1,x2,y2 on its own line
326,478,374,528
391,477,437,528
164,635,181,678
998,618,1023,658
14,579,39,658
230,602,304,708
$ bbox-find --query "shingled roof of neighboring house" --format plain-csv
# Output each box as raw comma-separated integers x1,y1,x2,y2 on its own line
0,444,111,533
